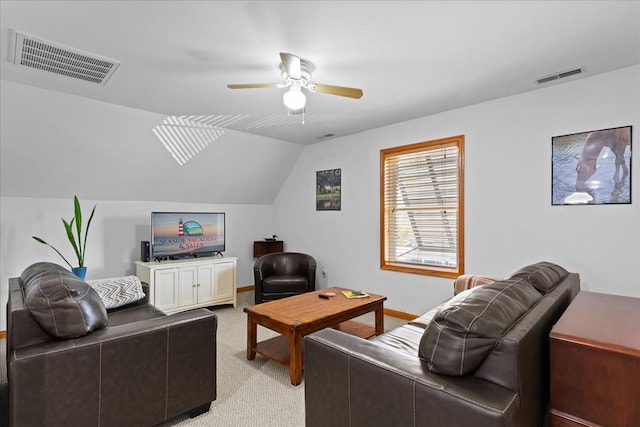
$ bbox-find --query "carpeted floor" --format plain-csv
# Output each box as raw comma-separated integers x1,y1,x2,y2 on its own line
1,291,408,426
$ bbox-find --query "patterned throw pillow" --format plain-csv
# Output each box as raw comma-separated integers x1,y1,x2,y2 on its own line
453,274,498,295
88,276,145,309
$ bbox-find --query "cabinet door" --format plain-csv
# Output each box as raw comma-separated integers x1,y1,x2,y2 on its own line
179,265,198,307
154,268,180,312
214,261,235,300
196,264,216,305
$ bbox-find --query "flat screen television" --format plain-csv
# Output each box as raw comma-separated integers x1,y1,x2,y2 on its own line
151,212,225,260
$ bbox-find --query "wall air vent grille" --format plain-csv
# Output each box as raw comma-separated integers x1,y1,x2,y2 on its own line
536,68,584,85
12,31,121,85
558,68,583,79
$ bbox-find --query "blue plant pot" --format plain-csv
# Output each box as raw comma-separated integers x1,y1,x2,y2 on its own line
72,267,87,280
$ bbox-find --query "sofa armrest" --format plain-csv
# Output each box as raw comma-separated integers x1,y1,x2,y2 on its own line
304,329,519,427
9,308,217,427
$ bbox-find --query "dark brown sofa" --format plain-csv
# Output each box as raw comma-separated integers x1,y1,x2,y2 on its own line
7,262,217,427
304,262,580,427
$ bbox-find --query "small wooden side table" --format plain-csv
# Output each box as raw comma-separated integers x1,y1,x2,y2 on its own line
253,240,284,258
549,291,640,427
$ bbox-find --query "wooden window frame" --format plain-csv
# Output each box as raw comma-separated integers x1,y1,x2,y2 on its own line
380,135,465,278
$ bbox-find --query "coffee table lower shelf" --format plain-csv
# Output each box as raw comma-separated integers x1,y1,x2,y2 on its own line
255,321,375,367
332,320,376,339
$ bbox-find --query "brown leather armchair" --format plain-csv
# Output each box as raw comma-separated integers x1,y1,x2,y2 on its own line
253,252,317,304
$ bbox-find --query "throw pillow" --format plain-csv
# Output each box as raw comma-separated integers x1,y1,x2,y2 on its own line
21,262,108,339
419,278,541,376
88,275,146,309
453,274,498,295
509,261,569,293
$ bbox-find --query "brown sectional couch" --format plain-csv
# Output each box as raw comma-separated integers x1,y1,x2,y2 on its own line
304,262,580,427
7,262,217,427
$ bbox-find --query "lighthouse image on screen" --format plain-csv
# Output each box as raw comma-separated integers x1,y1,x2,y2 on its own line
151,212,225,258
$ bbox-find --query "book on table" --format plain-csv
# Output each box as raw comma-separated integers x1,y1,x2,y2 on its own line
341,290,370,299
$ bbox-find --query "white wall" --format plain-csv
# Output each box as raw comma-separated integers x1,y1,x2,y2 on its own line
0,197,275,329
275,65,640,316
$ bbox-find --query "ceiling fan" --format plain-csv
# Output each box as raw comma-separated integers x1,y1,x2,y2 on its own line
227,52,363,113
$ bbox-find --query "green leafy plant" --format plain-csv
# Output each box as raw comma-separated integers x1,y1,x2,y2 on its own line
32,195,97,269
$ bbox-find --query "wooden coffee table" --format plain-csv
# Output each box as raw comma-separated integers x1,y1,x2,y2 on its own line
244,287,386,385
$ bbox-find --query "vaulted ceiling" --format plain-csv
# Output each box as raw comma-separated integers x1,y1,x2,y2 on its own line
2,1,639,145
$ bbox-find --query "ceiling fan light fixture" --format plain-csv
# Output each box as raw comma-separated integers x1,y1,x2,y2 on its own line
283,87,306,110
228,52,363,114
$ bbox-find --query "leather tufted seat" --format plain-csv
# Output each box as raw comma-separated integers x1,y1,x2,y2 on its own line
253,252,317,304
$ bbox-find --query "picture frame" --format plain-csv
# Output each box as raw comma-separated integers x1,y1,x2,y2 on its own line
552,125,632,205
316,169,341,211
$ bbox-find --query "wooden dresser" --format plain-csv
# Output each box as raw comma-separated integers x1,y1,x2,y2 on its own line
253,240,284,258
549,291,640,427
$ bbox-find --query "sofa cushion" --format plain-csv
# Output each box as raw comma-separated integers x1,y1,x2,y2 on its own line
419,278,541,376
88,275,145,309
263,275,309,292
509,261,569,293
453,274,498,295
370,323,426,355
20,262,108,339
408,305,441,329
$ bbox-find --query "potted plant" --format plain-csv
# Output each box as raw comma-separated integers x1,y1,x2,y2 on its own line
32,195,97,279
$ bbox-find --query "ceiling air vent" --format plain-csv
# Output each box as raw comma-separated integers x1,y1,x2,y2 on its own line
11,31,121,85
536,68,584,85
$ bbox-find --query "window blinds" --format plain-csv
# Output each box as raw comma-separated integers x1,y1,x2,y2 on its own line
382,141,460,271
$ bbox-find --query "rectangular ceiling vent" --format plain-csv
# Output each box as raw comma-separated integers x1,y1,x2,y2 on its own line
11,31,121,85
536,68,584,85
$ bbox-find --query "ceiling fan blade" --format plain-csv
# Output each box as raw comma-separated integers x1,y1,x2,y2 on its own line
227,83,281,89
309,83,363,99
280,52,301,80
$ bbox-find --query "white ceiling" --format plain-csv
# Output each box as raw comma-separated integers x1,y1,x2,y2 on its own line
1,1,639,146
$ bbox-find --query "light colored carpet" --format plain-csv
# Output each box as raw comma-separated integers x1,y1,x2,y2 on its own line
1,291,408,427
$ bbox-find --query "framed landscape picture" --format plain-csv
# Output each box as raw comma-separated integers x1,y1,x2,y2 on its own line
316,169,341,211
551,125,632,205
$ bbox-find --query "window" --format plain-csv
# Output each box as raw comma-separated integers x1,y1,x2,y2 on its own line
380,135,464,278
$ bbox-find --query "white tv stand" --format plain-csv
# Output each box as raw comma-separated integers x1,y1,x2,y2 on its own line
135,257,237,314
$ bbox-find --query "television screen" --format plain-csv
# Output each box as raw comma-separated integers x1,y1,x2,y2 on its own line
151,212,225,259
